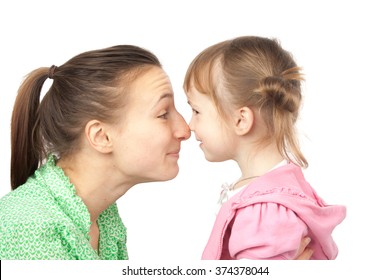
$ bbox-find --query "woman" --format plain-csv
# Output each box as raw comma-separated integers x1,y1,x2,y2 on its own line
0,45,190,259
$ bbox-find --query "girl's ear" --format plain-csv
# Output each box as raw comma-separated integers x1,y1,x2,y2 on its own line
84,120,113,154
233,106,255,136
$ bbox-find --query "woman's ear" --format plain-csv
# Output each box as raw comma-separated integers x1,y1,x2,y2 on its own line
233,106,255,136
84,120,113,154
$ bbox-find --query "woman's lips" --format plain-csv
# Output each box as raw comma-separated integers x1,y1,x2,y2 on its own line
167,150,180,158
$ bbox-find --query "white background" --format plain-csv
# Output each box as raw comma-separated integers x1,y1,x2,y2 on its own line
1,0,389,278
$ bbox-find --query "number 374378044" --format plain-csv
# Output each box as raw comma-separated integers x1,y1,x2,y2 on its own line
215,266,269,276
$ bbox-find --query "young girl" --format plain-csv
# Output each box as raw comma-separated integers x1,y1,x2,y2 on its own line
184,36,346,260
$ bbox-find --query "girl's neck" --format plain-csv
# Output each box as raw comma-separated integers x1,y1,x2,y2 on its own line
234,141,284,188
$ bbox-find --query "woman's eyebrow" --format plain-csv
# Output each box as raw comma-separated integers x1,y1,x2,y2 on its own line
153,93,173,108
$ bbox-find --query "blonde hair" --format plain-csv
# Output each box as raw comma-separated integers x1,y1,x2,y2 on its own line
183,36,308,168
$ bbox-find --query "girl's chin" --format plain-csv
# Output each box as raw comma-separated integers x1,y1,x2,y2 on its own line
204,153,225,163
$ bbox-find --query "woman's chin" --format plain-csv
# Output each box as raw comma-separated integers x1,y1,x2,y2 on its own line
158,167,180,182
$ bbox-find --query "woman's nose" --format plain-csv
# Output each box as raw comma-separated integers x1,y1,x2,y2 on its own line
175,114,191,141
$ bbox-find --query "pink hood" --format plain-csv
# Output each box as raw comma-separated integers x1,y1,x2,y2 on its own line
202,163,346,260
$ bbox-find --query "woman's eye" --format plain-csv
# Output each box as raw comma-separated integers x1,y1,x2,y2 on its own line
192,108,199,115
158,112,169,119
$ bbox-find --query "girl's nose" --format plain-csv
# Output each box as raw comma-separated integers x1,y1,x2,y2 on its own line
188,115,195,132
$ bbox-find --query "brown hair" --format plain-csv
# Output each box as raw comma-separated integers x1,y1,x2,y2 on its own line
184,36,308,167
11,45,161,190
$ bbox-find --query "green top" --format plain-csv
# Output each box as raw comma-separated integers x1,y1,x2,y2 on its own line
0,155,128,260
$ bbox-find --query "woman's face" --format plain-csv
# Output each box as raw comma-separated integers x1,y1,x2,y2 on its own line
110,66,190,184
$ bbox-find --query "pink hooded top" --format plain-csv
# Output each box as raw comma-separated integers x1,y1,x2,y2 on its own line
202,163,346,260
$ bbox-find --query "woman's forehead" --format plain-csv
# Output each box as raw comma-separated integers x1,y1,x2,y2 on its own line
123,67,174,109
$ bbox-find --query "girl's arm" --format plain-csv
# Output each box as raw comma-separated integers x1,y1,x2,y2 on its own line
229,203,310,259
294,237,313,260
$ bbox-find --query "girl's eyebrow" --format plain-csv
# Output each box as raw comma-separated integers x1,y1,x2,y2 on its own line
187,100,199,109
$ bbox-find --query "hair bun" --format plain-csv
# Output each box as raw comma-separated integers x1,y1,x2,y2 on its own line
255,75,298,114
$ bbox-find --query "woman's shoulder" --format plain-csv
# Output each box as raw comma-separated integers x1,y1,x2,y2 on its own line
0,155,75,221
0,179,66,229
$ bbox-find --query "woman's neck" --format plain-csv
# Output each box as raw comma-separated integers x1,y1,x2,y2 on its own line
57,152,135,222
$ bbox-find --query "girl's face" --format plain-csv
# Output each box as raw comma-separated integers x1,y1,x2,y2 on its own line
110,66,190,183
186,86,237,162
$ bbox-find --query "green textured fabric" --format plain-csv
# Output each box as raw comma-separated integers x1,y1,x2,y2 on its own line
0,155,128,260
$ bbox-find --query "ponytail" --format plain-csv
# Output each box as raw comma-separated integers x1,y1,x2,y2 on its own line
10,68,49,190
255,67,308,168
10,45,162,190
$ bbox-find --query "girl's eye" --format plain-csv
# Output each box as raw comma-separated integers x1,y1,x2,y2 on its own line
192,108,199,115
158,112,169,119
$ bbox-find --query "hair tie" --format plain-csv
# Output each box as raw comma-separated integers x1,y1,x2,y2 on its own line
48,65,57,79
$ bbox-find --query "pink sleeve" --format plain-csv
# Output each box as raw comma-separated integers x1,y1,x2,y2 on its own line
229,202,308,260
